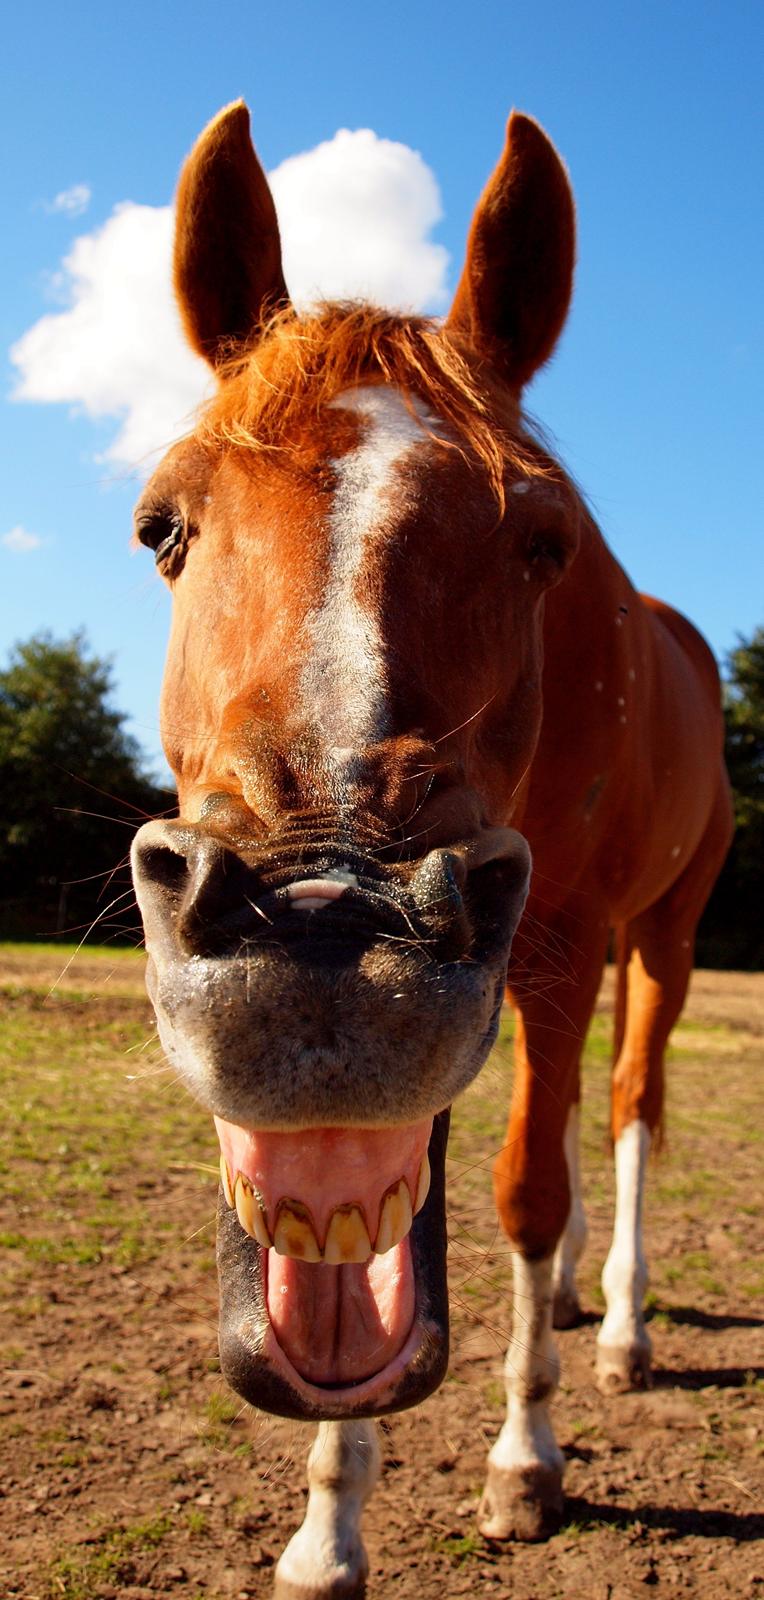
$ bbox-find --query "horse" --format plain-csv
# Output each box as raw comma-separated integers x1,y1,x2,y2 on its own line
131,102,732,1596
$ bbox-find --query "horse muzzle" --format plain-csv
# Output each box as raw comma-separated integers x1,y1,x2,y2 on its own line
130,816,530,1128
131,816,529,1415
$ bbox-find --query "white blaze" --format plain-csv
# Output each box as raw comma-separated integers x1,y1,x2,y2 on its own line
300,385,432,747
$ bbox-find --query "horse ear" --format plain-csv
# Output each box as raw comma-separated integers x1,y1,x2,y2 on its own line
174,100,290,368
446,113,575,390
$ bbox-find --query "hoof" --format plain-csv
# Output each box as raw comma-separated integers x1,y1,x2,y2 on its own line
273,1573,366,1600
552,1286,582,1330
596,1340,653,1394
274,1543,367,1600
477,1460,563,1543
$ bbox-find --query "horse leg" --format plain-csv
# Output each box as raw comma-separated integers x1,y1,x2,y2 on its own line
597,789,733,1393
478,915,608,1541
551,1095,588,1328
274,1420,380,1600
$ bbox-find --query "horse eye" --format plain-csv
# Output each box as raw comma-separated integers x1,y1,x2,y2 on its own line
154,524,183,567
137,513,185,568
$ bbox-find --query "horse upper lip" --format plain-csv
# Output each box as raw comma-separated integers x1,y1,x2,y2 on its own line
132,817,529,965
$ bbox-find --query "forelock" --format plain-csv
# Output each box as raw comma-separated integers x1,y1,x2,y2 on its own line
192,303,559,510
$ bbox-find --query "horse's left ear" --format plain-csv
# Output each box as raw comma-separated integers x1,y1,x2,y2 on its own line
447,113,575,391
174,100,290,368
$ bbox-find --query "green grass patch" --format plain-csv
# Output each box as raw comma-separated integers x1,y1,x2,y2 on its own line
46,1512,173,1599
0,948,217,1297
431,1532,482,1565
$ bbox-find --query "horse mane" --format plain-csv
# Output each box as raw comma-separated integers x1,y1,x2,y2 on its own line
196,303,558,512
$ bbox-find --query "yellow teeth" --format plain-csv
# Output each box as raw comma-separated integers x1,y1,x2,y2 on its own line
234,1174,272,1248
273,1203,321,1262
324,1206,373,1265
414,1152,431,1215
375,1179,413,1255
219,1154,235,1208
224,1152,431,1260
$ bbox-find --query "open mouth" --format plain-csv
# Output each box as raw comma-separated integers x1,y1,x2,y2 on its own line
214,1112,451,1419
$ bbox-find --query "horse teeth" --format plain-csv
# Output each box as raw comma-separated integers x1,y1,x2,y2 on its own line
375,1180,413,1255
414,1152,431,1215
234,1174,272,1248
324,1206,373,1265
228,1167,423,1261
273,1203,321,1262
219,1154,235,1208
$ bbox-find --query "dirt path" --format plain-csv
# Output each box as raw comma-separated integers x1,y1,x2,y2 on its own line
1,953,762,1599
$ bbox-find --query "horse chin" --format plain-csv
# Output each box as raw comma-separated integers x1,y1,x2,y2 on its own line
216,1112,450,1421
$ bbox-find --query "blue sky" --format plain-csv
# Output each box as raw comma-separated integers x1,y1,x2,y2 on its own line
2,1,762,779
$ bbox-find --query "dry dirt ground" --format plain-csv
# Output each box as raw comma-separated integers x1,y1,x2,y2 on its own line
0,947,762,1600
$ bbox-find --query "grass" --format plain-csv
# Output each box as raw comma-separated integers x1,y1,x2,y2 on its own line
431,1532,482,1564
47,1512,173,1599
0,944,216,1287
443,962,763,1322
1,942,762,1595
0,940,145,960
199,1388,244,1450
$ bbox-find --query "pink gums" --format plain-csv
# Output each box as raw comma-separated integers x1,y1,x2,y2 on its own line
214,1118,432,1246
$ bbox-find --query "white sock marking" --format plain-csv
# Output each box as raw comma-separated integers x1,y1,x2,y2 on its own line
489,1254,563,1478
598,1118,651,1353
274,1419,380,1593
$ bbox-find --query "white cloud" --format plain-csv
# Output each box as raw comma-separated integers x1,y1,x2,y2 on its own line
270,129,448,312
2,525,43,552
11,203,210,471
10,130,449,474
46,183,92,217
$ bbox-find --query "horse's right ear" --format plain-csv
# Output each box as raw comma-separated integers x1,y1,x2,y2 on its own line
174,101,290,368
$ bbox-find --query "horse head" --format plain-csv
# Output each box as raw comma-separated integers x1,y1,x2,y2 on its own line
131,103,580,1420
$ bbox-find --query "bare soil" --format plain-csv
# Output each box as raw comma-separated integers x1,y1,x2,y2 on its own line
1,951,762,1600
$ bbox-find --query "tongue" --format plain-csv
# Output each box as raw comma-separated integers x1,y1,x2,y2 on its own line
267,1243,415,1385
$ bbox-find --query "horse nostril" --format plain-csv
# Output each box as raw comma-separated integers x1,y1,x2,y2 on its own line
409,848,471,959
132,823,256,956
139,844,189,895
410,849,465,911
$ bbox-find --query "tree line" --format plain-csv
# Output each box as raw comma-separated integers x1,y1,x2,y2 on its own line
0,629,761,966
0,634,171,944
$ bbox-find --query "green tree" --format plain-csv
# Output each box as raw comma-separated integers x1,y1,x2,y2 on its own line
724,628,764,838
697,627,764,969
0,632,172,939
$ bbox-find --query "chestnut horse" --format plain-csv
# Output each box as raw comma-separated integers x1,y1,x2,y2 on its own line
131,104,732,1595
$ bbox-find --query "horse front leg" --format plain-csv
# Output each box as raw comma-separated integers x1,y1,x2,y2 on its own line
478,1246,564,1541
274,1419,380,1600
478,1015,571,1542
479,917,608,1540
